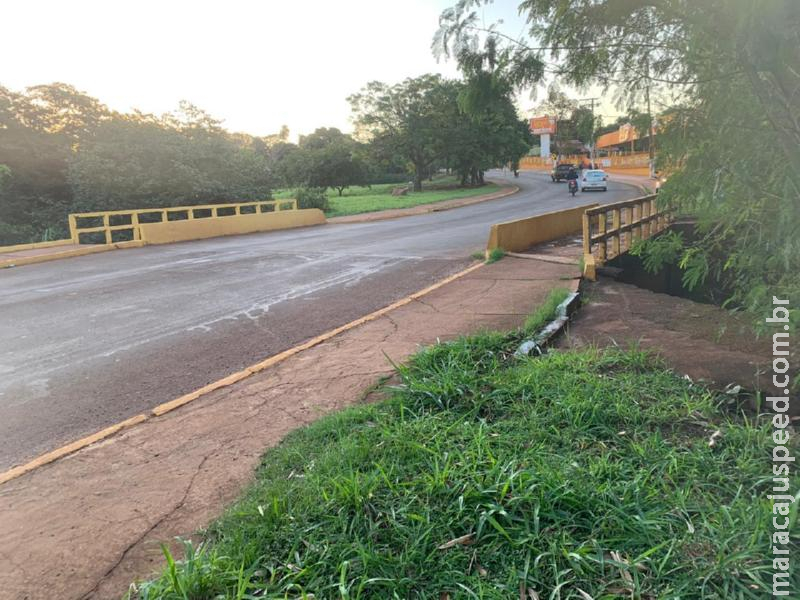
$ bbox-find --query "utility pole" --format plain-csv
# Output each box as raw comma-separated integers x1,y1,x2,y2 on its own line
645,60,656,178
577,97,600,167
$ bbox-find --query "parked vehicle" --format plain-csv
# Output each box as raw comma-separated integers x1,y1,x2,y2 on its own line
551,163,576,182
579,169,608,192
568,179,578,196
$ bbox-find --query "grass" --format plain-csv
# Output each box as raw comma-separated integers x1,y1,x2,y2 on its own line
130,298,796,599
274,176,500,218
523,287,570,334
485,247,506,264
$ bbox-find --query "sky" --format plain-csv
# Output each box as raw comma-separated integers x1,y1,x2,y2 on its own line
2,0,621,139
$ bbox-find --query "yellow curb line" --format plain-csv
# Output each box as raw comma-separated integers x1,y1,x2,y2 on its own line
0,415,148,485
0,260,485,486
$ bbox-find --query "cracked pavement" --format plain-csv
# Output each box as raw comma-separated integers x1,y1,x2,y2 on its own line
0,255,581,600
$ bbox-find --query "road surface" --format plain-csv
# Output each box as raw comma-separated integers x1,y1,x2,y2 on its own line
0,170,640,469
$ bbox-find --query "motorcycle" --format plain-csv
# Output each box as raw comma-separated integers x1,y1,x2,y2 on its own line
568,179,578,196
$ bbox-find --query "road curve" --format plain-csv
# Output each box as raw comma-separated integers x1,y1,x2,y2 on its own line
0,170,640,468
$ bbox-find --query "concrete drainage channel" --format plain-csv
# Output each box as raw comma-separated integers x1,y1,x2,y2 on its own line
515,291,581,357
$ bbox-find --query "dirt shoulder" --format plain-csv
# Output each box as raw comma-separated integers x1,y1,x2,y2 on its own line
0,256,579,600
327,183,519,224
560,275,796,410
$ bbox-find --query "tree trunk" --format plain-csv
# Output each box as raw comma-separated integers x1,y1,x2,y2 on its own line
413,168,423,192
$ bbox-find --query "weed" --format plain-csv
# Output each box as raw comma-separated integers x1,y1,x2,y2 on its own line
485,247,505,264
522,287,570,335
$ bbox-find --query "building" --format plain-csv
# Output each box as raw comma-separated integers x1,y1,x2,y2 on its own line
596,123,641,153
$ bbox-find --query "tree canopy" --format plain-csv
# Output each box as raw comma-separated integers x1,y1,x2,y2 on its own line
277,127,367,196
349,73,531,190
0,85,279,244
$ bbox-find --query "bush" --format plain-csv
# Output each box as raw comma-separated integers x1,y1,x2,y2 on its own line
0,221,37,246
294,187,329,212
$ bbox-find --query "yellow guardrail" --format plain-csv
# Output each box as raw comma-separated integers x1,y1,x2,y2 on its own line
68,199,298,244
486,203,598,255
582,194,670,279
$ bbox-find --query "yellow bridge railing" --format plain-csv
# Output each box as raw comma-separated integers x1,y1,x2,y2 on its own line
68,199,298,244
582,194,670,279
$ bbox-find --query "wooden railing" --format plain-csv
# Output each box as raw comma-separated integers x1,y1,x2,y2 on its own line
69,199,298,244
582,194,670,279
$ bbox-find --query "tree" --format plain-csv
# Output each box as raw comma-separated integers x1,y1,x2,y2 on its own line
349,75,451,192
277,128,367,196
436,0,800,325
572,106,596,149
68,112,272,211
350,72,530,191
0,83,104,241
446,44,534,183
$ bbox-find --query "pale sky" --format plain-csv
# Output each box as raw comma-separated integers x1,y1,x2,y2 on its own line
3,0,620,139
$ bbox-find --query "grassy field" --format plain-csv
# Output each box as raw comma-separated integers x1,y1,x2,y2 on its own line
131,293,793,599
273,177,500,218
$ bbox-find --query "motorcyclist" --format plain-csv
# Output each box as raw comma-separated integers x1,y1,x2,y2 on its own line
565,166,579,194
566,166,578,182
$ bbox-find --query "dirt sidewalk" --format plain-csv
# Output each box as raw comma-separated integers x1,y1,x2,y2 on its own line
0,256,579,600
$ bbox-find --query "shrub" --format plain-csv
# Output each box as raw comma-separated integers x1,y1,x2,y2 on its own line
294,187,329,212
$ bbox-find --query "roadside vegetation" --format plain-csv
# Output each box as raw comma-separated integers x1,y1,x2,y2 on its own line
131,294,789,599
435,0,799,324
484,247,506,264
273,176,499,218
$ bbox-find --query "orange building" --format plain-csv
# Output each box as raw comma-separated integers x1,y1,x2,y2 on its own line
596,123,640,152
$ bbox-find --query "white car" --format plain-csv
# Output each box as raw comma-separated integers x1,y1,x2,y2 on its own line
580,169,608,192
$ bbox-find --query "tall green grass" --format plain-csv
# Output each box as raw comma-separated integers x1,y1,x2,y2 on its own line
131,314,794,599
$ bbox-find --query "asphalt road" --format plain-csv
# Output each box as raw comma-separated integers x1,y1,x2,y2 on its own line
0,170,640,469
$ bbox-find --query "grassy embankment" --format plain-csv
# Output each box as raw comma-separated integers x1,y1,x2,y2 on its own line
132,289,793,599
273,176,500,218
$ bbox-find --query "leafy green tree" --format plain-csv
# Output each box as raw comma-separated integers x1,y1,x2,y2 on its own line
350,72,530,190
298,128,367,196
446,47,534,183
349,75,451,192
572,106,595,148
